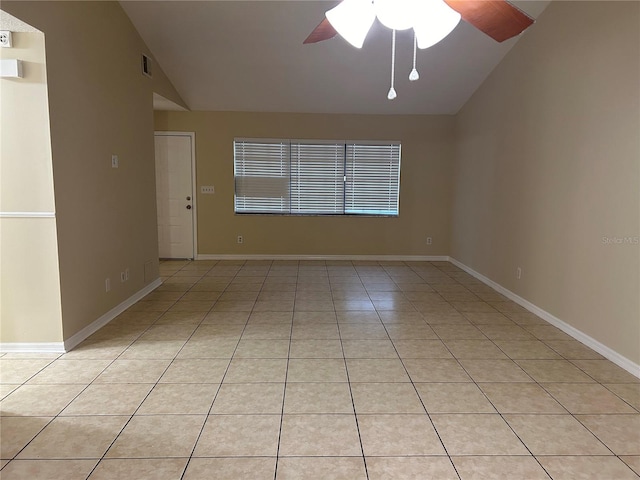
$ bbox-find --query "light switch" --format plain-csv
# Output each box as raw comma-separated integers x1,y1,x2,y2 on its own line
201,185,215,194
111,154,119,168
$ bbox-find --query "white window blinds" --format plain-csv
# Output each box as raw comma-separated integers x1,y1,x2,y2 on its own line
234,139,401,216
291,142,344,214
345,143,401,216
234,140,289,213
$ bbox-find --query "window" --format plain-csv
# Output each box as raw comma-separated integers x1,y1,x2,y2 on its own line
234,139,401,216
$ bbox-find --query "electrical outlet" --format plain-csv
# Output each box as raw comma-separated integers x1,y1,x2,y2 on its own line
201,185,215,194
237,235,244,244
105,278,111,292
426,237,433,245
120,271,126,283
111,154,119,168
516,267,522,280
0,31,12,48
124,268,130,281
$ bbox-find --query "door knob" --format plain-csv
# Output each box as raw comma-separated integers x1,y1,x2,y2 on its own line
186,205,192,210
186,196,191,201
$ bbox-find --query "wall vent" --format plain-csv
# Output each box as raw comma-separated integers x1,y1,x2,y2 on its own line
141,54,152,78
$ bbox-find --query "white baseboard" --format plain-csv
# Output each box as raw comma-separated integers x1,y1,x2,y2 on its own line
1,279,163,354
6,257,636,380
449,257,640,379
63,278,162,352
196,254,449,262
0,342,65,354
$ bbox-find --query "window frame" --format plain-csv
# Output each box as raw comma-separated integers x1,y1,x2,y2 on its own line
233,138,401,217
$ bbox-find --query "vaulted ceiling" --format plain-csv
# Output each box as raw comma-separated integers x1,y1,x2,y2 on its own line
121,1,549,114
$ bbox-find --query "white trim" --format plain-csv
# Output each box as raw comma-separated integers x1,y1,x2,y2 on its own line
63,278,162,352
0,342,65,354
0,211,55,218
154,131,198,260
1,279,162,354
234,137,402,146
196,254,449,262
449,257,640,379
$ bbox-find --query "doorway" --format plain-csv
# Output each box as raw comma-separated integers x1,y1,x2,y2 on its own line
154,132,197,259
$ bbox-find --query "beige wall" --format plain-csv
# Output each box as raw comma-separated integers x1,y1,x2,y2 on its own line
1,1,185,342
0,31,55,212
451,2,640,364
154,111,454,257
0,30,63,343
1,219,63,342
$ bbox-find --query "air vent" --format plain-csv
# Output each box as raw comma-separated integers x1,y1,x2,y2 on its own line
0,31,12,48
141,54,152,78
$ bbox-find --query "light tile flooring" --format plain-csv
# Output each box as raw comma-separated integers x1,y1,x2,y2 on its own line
1,260,639,479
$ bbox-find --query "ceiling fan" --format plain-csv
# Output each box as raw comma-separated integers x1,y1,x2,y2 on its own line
304,0,534,46
303,0,534,99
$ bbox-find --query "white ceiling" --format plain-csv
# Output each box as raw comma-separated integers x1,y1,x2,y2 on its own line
121,1,550,114
0,10,38,32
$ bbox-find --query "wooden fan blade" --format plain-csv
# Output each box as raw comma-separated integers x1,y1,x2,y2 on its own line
303,17,338,44
444,0,534,42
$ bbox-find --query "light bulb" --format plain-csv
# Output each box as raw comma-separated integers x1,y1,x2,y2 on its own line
387,87,397,100
375,0,417,31
413,0,461,49
326,0,376,48
409,68,419,81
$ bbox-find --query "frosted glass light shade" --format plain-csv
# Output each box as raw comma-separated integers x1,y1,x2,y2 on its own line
326,0,376,48
375,0,416,31
413,0,461,49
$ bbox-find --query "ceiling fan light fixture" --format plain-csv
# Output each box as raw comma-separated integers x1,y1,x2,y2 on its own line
413,0,461,49
375,0,416,31
306,0,537,99
325,0,376,48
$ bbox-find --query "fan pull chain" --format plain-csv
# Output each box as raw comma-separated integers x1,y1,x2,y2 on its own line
387,29,397,100
409,32,419,81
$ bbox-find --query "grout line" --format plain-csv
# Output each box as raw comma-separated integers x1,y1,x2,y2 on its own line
273,260,296,480
373,261,463,480
411,263,558,477
334,260,370,480
180,259,253,480
83,260,210,479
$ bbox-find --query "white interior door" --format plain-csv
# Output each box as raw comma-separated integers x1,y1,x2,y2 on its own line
154,133,195,259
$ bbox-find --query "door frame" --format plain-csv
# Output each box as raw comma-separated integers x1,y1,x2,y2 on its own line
154,131,198,260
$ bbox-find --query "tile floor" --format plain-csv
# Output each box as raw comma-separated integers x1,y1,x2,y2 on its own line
1,260,639,479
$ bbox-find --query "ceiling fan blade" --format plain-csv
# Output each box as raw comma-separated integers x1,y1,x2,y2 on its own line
444,0,534,42
303,17,338,44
